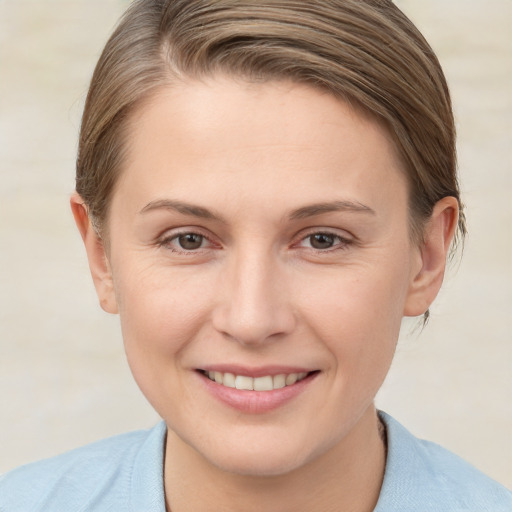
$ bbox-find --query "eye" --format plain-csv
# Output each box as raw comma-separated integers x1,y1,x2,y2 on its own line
159,231,213,253
297,231,352,251
176,233,205,250
308,233,337,250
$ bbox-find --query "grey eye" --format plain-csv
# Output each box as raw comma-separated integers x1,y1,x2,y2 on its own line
178,233,204,250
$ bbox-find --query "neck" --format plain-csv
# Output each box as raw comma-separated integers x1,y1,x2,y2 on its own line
164,405,386,512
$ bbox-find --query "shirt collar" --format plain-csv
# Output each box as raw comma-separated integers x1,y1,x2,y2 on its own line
130,421,167,512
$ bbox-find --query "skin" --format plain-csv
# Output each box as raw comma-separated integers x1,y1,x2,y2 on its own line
72,77,458,512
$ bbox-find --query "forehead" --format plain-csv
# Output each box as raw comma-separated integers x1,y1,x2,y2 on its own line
129,76,391,143
115,76,407,219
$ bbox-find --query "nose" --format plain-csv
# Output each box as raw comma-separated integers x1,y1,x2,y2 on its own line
211,250,296,346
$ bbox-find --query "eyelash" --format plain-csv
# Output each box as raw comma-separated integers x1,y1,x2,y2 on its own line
296,231,353,252
158,230,216,254
157,229,354,255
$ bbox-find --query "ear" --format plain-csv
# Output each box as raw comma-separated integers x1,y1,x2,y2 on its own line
70,193,118,314
403,196,459,317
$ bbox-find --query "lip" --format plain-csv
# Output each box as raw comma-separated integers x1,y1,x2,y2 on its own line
199,364,313,378
196,366,319,414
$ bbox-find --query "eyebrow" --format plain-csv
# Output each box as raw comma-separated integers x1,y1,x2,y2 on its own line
139,198,376,221
139,199,224,221
288,200,376,220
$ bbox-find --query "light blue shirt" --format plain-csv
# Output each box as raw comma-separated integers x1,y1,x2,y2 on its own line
1,412,510,511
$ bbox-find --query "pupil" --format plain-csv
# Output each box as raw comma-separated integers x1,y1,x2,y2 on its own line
311,233,334,249
178,233,203,250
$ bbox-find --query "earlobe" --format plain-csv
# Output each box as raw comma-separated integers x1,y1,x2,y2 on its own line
403,196,459,317
70,193,119,314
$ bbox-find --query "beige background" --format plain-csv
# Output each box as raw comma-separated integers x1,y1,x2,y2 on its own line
1,0,511,487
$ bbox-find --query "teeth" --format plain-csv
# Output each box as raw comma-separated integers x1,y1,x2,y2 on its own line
273,374,286,389
253,376,273,391
223,372,236,388
285,373,298,386
235,375,253,390
204,371,310,390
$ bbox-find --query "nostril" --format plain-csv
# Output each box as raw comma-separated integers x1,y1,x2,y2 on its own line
211,279,296,345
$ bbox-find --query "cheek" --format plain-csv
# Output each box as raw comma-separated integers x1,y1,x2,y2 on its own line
297,264,407,373
112,265,219,418
113,264,215,364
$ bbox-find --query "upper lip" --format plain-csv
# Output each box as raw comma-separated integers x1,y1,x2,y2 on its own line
198,364,315,378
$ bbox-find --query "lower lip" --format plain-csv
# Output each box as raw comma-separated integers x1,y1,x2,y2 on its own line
197,371,319,414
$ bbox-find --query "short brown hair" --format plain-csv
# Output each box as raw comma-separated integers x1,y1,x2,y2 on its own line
76,0,466,248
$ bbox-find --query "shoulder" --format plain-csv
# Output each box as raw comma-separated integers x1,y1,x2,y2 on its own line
375,411,512,512
0,422,167,512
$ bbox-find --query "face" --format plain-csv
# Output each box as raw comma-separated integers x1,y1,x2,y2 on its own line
98,77,426,475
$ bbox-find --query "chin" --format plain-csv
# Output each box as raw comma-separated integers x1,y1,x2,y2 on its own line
192,430,322,478
210,448,308,477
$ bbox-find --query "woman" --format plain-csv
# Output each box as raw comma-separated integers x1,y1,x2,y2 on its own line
1,0,510,510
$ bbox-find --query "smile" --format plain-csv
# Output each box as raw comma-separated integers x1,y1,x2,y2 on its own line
197,368,320,413
201,370,310,391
